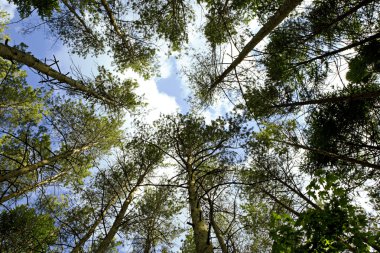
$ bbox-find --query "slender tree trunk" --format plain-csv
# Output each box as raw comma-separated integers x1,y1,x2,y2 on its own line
271,90,380,108
71,195,118,253
0,171,66,204
99,0,133,53
0,43,118,106
0,144,94,182
303,0,375,42
143,235,152,253
261,188,300,216
187,167,213,253
94,174,146,253
266,169,320,210
208,0,303,93
61,0,95,37
277,140,380,170
295,32,380,67
210,215,228,253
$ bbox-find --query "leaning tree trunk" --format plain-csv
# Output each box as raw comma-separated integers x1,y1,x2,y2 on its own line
210,215,228,253
94,173,146,253
271,90,380,109
71,195,118,253
0,171,67,204
0,43,118,107
208,0,303,93
0,144,95,182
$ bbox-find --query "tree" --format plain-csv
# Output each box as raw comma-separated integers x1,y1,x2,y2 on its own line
205,0,303,95
0,205,58,252
128,186,183,252
3,0,380,252
10,0,195,77
0,43,140,110
0,97,123,203
151,113,243,252
245,131,380,252
7,0,59,18
93,139,163,253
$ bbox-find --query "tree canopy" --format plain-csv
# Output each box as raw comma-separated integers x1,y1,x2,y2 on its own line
1,0,380,252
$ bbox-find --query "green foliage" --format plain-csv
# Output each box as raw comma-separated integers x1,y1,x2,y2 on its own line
180,230,197,253
129,186,183,252
0,205,58,252
201,0,286,45
241,202,273,251
271,175,375,252
0,58,49,127
2,0,380,252
131,0,193,51
0,56,123,198
346,41,380,84
154,113,245,168
91,66,141,110
306,83,380,170
204,9,237,45
8,0,60,18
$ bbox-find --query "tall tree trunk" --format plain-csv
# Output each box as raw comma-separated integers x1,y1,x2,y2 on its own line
61,0,96,37
0,43,118,107
277,140,380,170
295,32,380,67
0,171,66,204
94,174,146,253
0,144,94,182
187,167,213,253
260,188,300,216
303,0,375,42
143,235,152,253
210,215,228,253
208,0,303,93
71,195,118,253
271,90,380,108
99,0,133,53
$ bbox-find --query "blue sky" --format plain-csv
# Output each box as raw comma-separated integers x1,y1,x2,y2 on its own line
0,0,236,125
0,3,238,250
1,2,183,122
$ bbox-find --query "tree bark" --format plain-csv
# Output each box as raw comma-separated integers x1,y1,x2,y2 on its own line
143,236,152,253
0,43,118,107
271,90,380,108
0,171,66,204
295,32,380,67
100,0,133,52
0,144,95,182
187,167,213,253
71,195,118,253
210,215,228,253
277,140,380,170
208,0,303,93
94,173,146,253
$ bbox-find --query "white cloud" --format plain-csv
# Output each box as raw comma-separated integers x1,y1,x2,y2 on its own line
134,74,180,123
200,97,234,124
158,57,173,79
49,42,180,129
